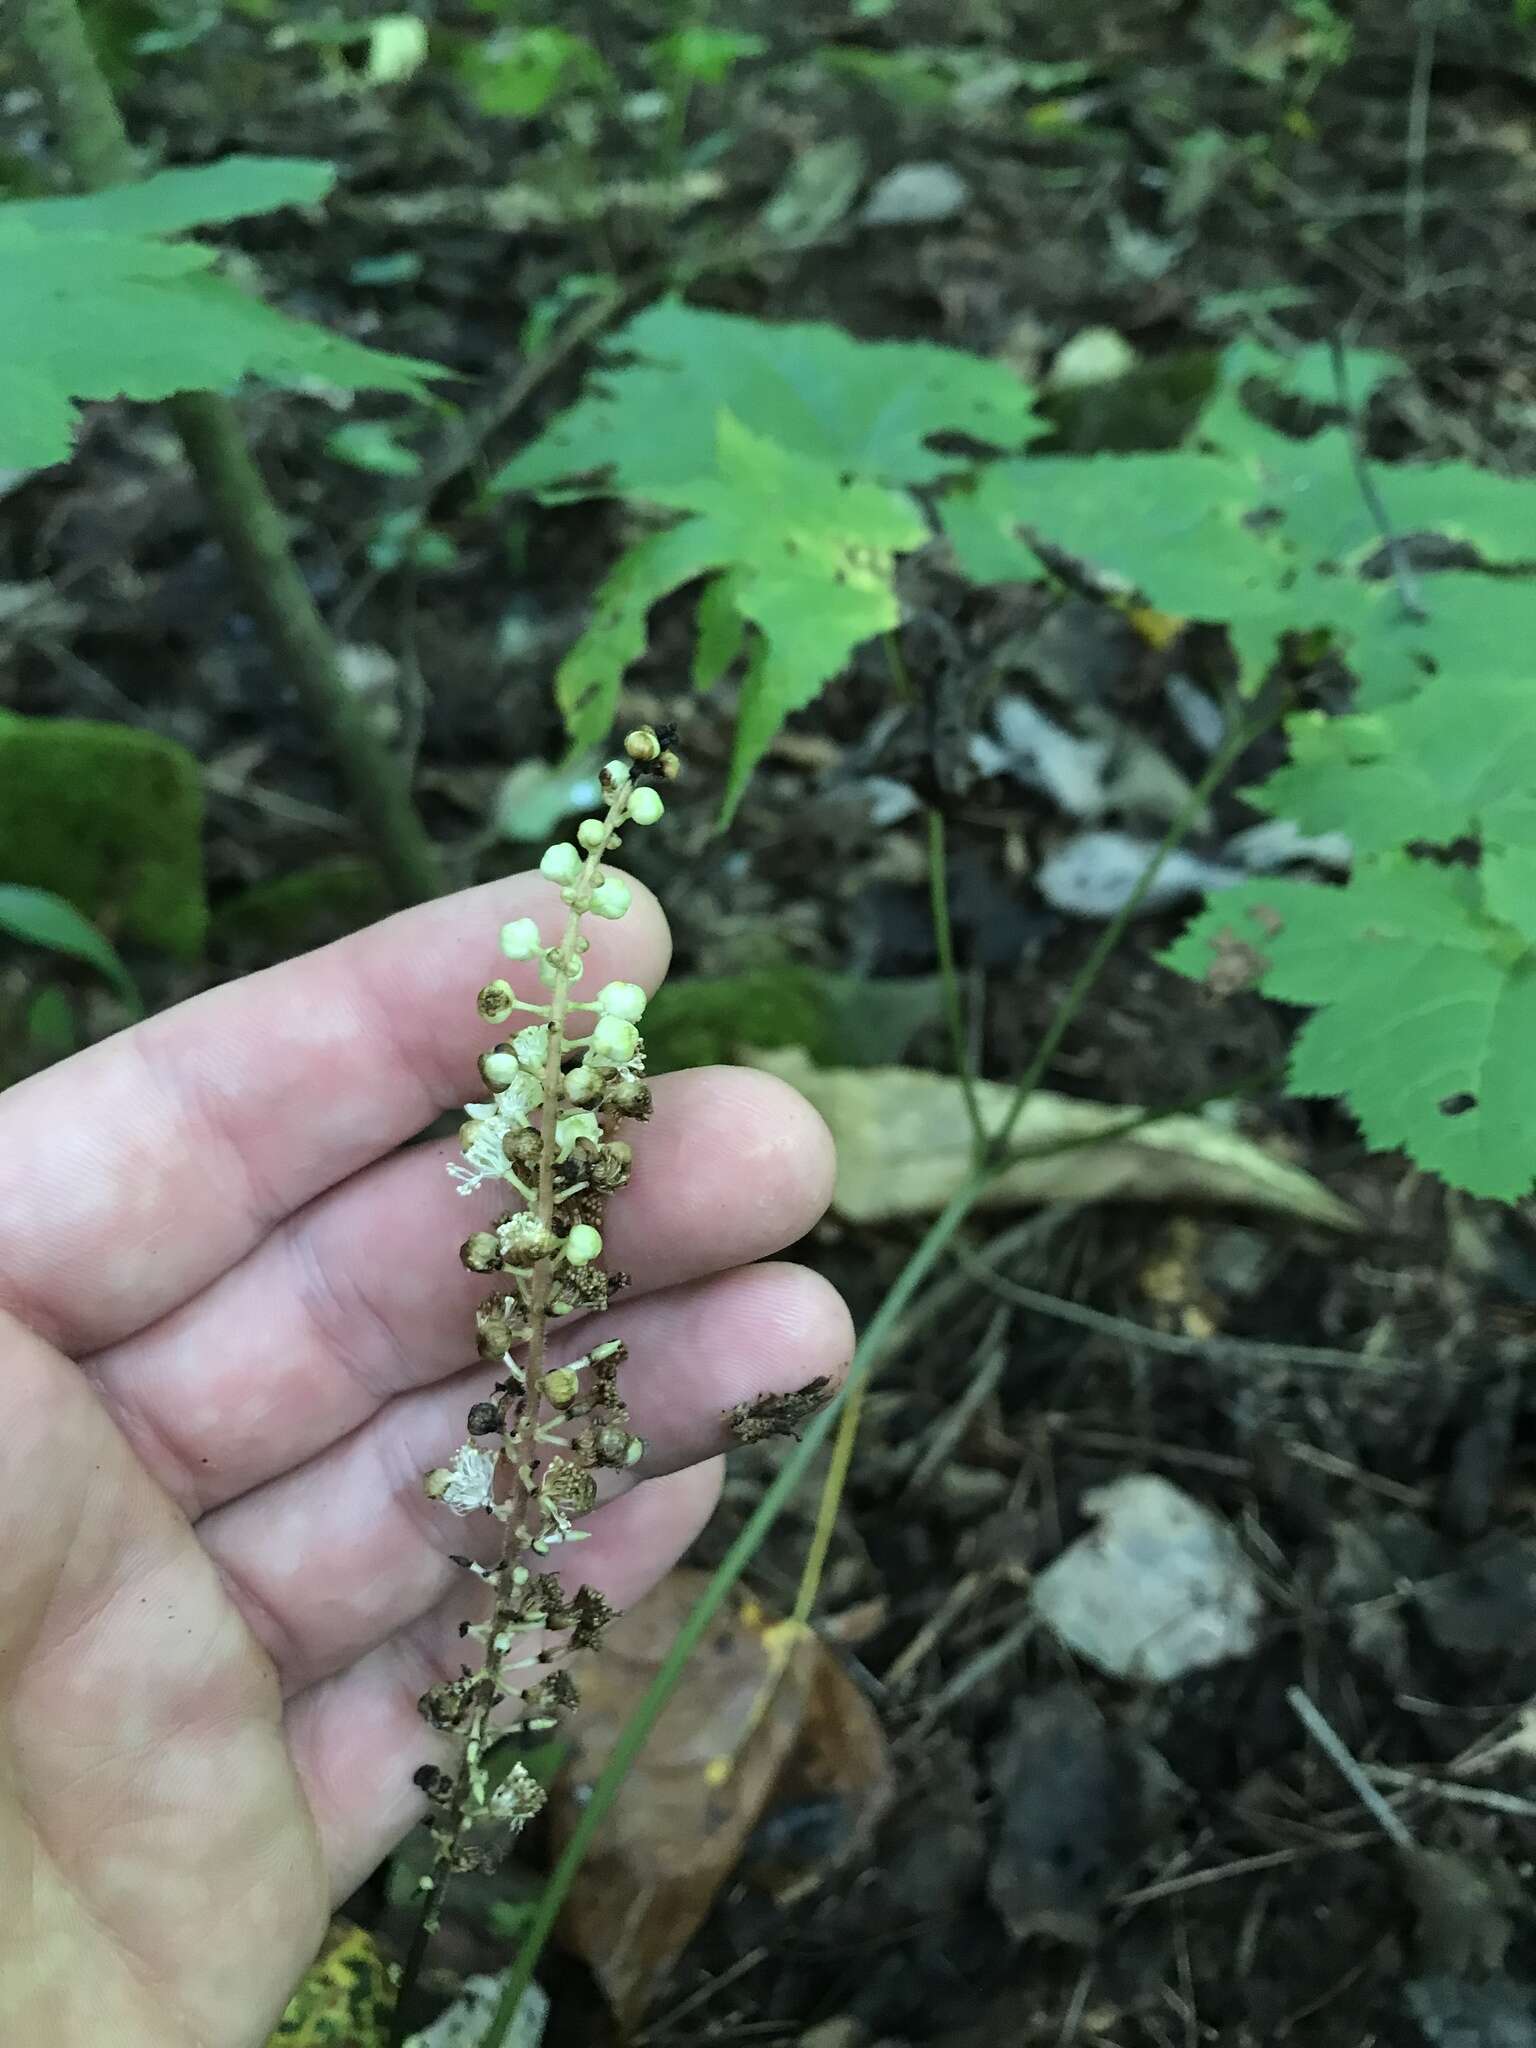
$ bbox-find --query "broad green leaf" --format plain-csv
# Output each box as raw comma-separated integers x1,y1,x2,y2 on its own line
0,715,206,957
0,885,141,1011
692,573,745,689
3,156,335,235
493,297,1044,500
551,412,926,787
1252,669,1536,853
556,520,737,751
1165,864,1536,1198
0,159,445,470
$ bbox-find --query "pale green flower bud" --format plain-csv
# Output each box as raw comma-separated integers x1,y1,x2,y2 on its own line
628,786,664,826
564,1223,603,1266
564,1063,604,1105
499,917,541,961
479,1049,520,1090
539,842,582,886
589,876,631,921
593,980,647,1022
577,819,608,852
601,758,632,792
589,1014,640,1065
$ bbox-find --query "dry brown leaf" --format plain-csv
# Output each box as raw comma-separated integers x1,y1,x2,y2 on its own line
551,1571,891,2026
743,1046,1358,1230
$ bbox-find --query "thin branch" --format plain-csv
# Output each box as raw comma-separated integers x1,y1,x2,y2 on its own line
1329,337,1429,625
928,808,987,1155
958,1246,1422,1377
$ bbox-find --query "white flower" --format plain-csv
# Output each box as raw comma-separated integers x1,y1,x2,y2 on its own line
539,842,582,887
628,786,664,826
447,1074,541,1195
424,1442,499,1515
499,916,541,961
593,980,647,1022
589,876,631,921
488,1760,547,1827
512,1022,550,1073
497,1212,557,1264
589,1014,640,1067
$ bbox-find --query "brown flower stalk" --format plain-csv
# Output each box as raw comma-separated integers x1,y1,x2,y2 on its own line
403,726,680,1962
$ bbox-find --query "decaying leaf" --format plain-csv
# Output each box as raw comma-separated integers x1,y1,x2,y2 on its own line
551,1570,891,2026
745,1045,1358,1230
727,1375,834,1443
264,1919,392,2048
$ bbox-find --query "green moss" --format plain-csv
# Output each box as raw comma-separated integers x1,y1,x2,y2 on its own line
0,714,206,958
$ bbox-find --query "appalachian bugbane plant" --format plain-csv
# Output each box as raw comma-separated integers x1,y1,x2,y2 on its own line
410,725,680,1915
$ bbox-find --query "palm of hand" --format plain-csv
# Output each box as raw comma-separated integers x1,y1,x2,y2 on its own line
0,876,843,2048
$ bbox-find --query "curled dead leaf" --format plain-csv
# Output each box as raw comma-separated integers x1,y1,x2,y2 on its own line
550,1570,891,2027
744,1046,1358,1231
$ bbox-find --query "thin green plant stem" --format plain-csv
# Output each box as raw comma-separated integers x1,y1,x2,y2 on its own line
790,1375,866,1630
478,1169,990,2048
21,0,445,907
990,707,1263,1163
928,808,987,1157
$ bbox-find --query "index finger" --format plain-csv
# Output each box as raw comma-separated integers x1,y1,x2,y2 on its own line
0,873,669,1356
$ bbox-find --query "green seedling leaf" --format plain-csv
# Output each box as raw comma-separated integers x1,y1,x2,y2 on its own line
648,26,766,84
0,886,141,1012
324,420,423,476
493,297,1044,500
1166,863,1536,1200
0,156,445,470
461,26,611,116
0,714,206,958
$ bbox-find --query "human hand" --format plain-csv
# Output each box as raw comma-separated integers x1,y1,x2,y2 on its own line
0,875,846,2047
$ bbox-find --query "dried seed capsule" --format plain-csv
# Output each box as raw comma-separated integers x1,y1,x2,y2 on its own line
466,1399,502,1436
541,1366,580,1408
657,749,681,781
460,1232,501,1274
477,979,516,1023
624,726,661,762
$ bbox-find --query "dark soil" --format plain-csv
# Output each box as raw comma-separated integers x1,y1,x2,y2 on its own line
6,3,1536,2044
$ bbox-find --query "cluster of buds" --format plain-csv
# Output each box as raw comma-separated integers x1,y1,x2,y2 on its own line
413,727,676,1887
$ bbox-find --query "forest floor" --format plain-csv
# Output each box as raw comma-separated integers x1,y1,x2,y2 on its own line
6,3,1536,2044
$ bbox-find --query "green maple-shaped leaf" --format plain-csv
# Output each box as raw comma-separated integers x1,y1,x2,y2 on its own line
942,338,1536,694
493,296,1044,501
551,410,926,813
0,157,444,470
1253,660,1536,854
1164,863,1536,1199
